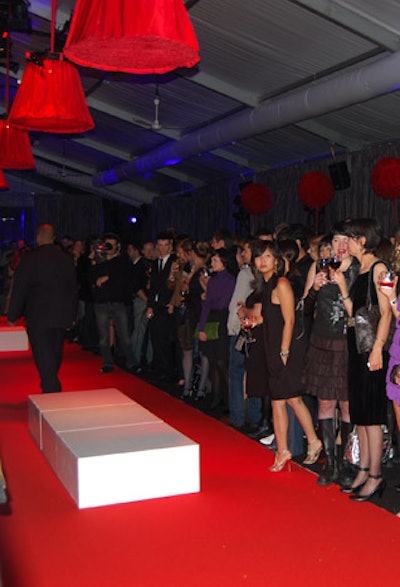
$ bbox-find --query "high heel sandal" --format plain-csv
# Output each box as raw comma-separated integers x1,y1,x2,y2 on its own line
303,439,323,465
341,466,369,494
350,474,386,502
269,450,292,473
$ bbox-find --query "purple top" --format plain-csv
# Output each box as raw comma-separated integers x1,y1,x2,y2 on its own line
386,298,400,406
198,269,235,331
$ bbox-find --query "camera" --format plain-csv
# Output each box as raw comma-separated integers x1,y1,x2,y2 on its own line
94,240,113,263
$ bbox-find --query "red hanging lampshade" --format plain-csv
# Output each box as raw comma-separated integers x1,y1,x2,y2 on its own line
9,53,95,133
0,171,9,190
0,117,35,169
371,156,400,226
298,171,335,209
64,0,200,74
0,31,35,170
298,171,335,234
241,183,274,215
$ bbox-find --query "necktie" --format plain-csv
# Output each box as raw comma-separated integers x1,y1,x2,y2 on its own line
158,258,163,273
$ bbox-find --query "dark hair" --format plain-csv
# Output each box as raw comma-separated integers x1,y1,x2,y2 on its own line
212,228,233,250
103,232,121,245
329,221,348,240
318,235,331,256
212,247,238,276
342,218,382,254
278,238,300,275
276,223,310,250
251,239,284,292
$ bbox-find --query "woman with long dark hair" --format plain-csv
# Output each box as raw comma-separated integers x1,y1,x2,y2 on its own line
251,240,321,472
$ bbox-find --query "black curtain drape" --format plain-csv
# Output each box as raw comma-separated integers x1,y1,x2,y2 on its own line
151,141,400,240
34,192,103,241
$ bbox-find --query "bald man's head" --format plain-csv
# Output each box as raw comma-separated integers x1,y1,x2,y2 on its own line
36,224,55,246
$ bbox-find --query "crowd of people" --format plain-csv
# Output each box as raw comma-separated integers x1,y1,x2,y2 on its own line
2,217,400,509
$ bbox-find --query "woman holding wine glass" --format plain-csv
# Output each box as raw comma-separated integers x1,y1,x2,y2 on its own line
333,218,391,502
303,222,359,486
252,239,321,472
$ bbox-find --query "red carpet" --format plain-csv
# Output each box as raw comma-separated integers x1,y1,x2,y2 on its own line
0,343,399,586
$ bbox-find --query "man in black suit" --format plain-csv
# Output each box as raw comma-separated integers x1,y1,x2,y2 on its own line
146,232,177,382
7,224,77,393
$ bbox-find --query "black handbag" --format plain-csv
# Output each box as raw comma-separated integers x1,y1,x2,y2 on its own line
354,262,393,354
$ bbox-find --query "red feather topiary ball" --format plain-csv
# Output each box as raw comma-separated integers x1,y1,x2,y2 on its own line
240,183,274,214
370,157,400,200
298,171,335,209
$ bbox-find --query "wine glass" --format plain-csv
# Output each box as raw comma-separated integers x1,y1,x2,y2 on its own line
330,255,341,271
241,317,256,343
317,257,330,278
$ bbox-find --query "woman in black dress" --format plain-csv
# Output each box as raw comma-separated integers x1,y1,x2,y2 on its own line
252,240,322,472
334,218,391,501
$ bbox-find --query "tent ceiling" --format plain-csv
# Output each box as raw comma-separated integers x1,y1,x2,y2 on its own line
2,0,400,205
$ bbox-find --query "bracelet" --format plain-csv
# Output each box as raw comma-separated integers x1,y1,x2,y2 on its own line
375,337,386,345
280,349,290,357
342,294,350,301
390,297,397,306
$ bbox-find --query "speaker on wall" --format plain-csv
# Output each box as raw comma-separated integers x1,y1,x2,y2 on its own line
328,161,350,190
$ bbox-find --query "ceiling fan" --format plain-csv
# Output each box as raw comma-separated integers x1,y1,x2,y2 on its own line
46,139,82,179
132,84,162,131
131,84,190,133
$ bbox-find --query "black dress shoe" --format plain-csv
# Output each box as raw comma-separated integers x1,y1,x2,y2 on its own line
350,474,386,502
100,365,114,374
340,466,369,494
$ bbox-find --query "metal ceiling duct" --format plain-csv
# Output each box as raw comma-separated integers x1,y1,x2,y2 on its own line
93,49,400,187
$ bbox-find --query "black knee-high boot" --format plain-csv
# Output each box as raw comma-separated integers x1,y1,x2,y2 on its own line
338,421,357,489
317,419,338,486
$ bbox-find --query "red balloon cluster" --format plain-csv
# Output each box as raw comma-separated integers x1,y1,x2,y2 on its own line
298,171,335,209
240,183,274,215
370,157,400,200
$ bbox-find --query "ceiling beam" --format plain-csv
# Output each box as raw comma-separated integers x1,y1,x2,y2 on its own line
32,147,155,205
293,0,400,51
295,120,361,150
183,71,259,107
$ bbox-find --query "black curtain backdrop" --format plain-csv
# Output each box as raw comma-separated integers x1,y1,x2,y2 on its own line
34,192,104,241
151,141,400,240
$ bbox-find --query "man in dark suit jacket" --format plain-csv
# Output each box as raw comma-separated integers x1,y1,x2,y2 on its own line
7,224,77,393
146,232,177,381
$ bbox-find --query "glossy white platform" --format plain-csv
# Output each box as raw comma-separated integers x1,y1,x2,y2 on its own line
28,389,200,508
0,325,29,351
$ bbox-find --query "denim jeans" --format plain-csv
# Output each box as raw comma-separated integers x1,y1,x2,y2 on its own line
95,302,135,369
229,336,246,427
131,297,152,365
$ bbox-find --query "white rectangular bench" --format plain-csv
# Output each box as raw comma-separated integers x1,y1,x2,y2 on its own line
28,389,200,508
0,325,29,351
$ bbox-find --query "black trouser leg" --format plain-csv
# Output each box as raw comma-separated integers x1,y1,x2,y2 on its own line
27,326,65,393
